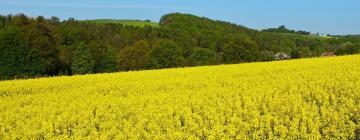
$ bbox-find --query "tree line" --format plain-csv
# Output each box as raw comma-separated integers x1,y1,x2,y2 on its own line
0,13,359,80
262,25,311,35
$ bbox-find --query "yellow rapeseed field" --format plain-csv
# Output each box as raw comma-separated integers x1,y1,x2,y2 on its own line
0,55,359,139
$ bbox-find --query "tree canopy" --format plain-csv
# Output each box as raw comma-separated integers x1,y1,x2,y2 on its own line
0,13,359,80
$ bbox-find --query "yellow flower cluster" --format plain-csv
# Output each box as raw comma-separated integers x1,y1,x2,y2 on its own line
0,55,359,139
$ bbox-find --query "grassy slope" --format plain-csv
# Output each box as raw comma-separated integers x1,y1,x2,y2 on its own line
82,19,159,27
82,14,328,41
0,55,359,139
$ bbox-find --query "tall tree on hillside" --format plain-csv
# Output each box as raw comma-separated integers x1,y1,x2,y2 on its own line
148,39,185,69
96,45,118,73
0,26,46,79
71,42,95,75
58,45,75,75
0,15,5,28
33,16,60,75
13,15,60,75
222,38,260,63
118,40,151,71
48,16,60,24
189,48,215,66
336,42,360,55
291,47,311,58
11,14,31,27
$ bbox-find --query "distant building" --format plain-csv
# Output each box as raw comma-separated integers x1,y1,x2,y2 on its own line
310,33,320,37
320,52,336,57
274,52,291,60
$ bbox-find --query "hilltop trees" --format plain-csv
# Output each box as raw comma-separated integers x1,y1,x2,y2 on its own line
30,16,60,75
0,13,359,80
0,15,6,29
263,25,310,35
0,26,46,79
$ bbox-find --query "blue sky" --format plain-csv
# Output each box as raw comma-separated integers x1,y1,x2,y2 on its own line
1,0,359,35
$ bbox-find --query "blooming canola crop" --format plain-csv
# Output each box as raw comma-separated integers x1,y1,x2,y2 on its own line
0,55,359,139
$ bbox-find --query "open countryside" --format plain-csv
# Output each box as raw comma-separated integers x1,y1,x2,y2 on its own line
1,0,360,139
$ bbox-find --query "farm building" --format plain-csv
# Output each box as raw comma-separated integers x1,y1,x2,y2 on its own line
320,52,336,57
274,52,291,60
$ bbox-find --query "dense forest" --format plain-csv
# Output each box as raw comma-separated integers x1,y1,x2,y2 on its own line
0,13,359,80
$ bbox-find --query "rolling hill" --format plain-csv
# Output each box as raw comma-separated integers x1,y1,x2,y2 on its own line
0,13,359,80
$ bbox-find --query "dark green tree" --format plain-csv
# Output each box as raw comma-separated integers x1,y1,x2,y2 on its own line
118,40,151,71
291,47,311,58
96,45,118,73
48,16,60,24
71,42,95,75
58,45,75,75
263,25,296,34
30,29,59,75
11,14,30,26
189,48,215,66
259,51,275,61
0,26,46,79
148,40,185,69
335,42,360,55
16,15,60,75
222,38,259,63
0,15,7,29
